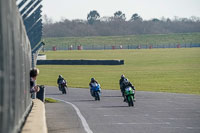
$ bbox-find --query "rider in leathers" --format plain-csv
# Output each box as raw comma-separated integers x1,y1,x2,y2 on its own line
57,75,66,90
119,75,126,97
121,78,135,102
89,78,99,97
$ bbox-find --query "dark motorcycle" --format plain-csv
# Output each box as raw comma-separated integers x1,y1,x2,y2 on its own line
59,79,67,94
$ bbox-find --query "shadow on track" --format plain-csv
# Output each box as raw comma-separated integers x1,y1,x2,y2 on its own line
101,95,122,98
100,105,128,108
70,99,95,102
46,93,63,95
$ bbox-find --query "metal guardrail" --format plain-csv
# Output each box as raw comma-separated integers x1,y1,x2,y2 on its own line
0,0,33,133
43,43,200,51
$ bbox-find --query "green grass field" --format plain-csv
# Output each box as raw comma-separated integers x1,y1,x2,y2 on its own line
37,48,200,95
43,32,200,47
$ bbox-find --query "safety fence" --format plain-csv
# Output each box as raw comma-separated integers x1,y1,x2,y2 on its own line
0,0,32,133
44,43,200,51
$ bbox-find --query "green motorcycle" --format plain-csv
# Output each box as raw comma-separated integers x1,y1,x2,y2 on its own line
124,86,135,107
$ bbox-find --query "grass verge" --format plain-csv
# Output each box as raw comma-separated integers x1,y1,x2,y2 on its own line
43,32,200,47
45,98,59,103
37,48,200,95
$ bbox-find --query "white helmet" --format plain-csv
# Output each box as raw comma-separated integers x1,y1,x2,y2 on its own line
123,78,129,85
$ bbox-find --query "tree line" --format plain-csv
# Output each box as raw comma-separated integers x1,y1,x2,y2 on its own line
43,10,200,37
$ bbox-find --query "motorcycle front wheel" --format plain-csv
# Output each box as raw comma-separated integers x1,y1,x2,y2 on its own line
94,91,100,101
127,95,134,107
62,87,67,94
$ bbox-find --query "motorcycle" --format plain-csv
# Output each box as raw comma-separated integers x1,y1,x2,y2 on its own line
90,83,101,101
124,86,135,107
59,79,67,94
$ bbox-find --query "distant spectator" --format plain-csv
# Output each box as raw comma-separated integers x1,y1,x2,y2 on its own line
30,68,40,98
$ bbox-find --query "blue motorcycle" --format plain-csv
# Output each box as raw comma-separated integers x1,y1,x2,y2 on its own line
90,83,101,101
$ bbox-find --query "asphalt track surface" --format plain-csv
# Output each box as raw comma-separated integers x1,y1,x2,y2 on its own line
45,86,200,133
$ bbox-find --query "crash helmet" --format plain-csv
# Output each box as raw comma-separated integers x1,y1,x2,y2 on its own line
59,75,62,78
121,74,125,79
91,78,95,82
123,78,129,85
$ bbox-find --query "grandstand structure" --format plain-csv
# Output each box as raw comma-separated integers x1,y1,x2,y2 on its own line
17,0,44,67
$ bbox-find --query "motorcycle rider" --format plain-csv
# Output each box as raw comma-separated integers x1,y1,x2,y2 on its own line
121,78,135,102
89,78,99,97
57,75,66,90
119,74,126,97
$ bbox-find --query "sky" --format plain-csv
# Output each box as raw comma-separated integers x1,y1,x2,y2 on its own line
42,0,200,22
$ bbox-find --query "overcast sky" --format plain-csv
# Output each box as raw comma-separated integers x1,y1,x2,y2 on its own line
42,0,200,22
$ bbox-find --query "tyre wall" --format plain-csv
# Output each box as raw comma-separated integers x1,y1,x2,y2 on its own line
37,60,124,65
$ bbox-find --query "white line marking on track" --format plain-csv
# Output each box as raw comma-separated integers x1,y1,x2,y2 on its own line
104,115,125,117
112,122,170,125
162,127,200,129
186,127,200,129
152,117,193,120
48,97,93,133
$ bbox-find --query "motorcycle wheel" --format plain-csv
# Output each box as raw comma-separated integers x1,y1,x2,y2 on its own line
126,96,130,106
127,96,134,107
94,91,100,101
94,92,97,100
64,87,67,94
62,87,66,94
129,96,134,107
97,92,100,101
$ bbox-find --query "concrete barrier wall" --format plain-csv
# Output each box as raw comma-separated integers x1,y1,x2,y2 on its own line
37,60,124,65
0,0,32,133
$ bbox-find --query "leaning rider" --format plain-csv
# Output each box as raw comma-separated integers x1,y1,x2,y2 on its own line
57,75,65,90
89,78,99,96
119,74,126,97
121,78,135,102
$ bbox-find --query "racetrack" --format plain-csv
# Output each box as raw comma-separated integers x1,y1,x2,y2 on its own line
45,86,200,133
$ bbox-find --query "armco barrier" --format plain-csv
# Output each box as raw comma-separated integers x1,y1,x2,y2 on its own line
0,0,32,133
43,43,200,51
37,59,124,65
